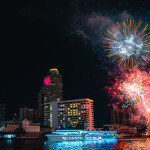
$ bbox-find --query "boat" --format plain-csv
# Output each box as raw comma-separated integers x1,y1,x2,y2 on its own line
46,130,117,142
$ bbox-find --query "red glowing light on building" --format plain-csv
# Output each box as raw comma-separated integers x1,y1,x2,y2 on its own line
44,76,50,85
108,104,110,107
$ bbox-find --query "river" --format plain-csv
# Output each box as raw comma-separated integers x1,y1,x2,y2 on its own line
0,138,150,150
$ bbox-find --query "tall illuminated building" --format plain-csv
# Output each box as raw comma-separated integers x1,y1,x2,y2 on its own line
0,103,6,122
38,68,63,125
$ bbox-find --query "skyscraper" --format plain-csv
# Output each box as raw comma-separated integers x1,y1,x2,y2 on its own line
0,103,6,122
38,68,63,125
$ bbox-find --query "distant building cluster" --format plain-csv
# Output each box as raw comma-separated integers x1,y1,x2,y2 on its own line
101,105,149,136
103,124,137,135
0,68,95,134
111,105,148,127
19,107,39,123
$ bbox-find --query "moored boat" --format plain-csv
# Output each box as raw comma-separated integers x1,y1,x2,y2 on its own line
46,130,117,142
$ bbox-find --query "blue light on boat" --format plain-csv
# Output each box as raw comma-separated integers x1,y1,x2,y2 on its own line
3,134,16,138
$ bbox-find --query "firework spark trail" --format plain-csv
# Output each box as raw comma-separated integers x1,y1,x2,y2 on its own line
103,19,150,69
107,68,150,123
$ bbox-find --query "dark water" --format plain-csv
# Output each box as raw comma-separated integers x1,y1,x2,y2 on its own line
0,138,150,150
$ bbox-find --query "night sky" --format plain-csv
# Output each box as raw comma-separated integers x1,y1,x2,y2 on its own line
1,0,150,127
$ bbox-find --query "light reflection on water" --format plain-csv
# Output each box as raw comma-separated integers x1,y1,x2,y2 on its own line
1,138,150,150
115,138,150,149
44,138,150,150
45,139,117,150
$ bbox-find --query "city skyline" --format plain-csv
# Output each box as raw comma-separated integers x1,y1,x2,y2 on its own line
1,0,150,149
1,0,150,128
1,68,99,128
1,66,108,127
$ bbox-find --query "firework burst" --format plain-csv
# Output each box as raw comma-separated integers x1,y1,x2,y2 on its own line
103,19,150,68
107,68,150,123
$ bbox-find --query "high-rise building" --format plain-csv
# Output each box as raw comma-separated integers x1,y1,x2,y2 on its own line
0,104,6,122
44,100,59,127
38,68,63,124
19,107,39,123
43,98,94,129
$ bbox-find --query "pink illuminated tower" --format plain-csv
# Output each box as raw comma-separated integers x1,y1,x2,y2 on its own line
38,68,63,125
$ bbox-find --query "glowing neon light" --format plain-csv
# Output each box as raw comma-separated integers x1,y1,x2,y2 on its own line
86,99,93,102
44,76,50,85
50,68,58,71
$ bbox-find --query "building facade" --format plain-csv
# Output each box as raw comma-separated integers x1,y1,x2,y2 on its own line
0,119,40,133
43,98,94,129
38,68,63,125
22,119,40,132
0,104,6,122
0,123,20,132
19,107,39,123
58,98,94,130
44,100,58,127
103,124,137,135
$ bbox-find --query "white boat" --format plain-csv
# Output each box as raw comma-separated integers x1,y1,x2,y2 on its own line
46,130,117,142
